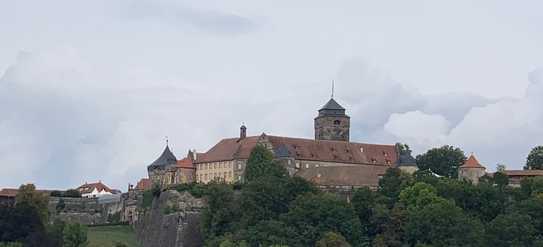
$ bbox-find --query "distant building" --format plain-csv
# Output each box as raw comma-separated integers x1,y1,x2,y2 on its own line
458,154,487,184
135,178,152,191
77,181,114,198
142,95,416,190
458,153,543,186
192,96,416,190
147,148,197,187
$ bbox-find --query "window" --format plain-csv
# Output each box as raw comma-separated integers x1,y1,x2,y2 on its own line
333,120,341,125
288,160,291,165
360,147,364,153
305,164,309,168
238,163,242,169
295,162,300,168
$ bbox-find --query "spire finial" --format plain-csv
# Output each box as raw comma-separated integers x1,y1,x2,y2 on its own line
165,136,169,146
331,80,335,99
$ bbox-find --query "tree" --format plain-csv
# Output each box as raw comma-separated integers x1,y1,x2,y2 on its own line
378,168,413,203
493,171,510,189
201,184,240,240
62,223,88,247
316,232,351,247
15,184,49,224
485,213,538,247
396,143,411,155
244,145,287,182
416,145,466,178
351,187,376,226
63,189,81,198
283,193,363,246
404,198,483,246
525,146,543,170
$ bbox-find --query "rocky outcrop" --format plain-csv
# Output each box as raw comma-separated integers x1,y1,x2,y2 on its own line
136,190,205,247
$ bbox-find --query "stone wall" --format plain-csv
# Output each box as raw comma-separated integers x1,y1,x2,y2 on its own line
48,196,123,225
135,190,205,247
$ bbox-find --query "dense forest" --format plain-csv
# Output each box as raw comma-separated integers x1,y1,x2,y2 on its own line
191,145,543,247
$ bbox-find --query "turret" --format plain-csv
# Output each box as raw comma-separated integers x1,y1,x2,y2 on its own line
458,154,486,184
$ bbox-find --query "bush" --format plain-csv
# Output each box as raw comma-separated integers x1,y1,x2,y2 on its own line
63,223,88,247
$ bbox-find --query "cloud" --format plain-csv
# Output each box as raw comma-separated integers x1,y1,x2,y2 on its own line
382,68,543,170
1,1,543,189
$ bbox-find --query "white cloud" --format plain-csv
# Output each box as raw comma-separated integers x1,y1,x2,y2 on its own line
1,1,543,189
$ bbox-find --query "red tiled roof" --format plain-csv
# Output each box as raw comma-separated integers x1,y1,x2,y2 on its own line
501,170,543,177
176,157,196,169
296,165,389,187
135,178,152,191
77,181,112,194
0,188,19,197
461,154,485,169
196,134,398,166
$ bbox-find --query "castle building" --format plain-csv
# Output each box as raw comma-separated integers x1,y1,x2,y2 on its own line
147,146,197,187
314,98,350,141
459,154,543,187
192,96,416,190
77,181,114,198
458,154,486,184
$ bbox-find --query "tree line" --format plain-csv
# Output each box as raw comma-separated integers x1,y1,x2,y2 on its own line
195,144,543,246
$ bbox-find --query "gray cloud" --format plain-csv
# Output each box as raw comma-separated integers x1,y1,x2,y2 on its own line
1,1,543,189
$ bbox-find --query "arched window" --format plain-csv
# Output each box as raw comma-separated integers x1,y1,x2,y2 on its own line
333,120,341,125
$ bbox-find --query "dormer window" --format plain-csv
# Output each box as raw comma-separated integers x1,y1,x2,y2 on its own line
333,120,341,125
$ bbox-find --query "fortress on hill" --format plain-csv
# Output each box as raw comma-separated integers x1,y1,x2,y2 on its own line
142,95,418,192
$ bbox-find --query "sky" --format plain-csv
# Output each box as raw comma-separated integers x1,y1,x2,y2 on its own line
1,0,543,190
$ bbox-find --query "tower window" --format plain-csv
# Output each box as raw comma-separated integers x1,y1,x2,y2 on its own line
333,120,341,125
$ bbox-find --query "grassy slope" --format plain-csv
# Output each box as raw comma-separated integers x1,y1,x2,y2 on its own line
87,225,140,247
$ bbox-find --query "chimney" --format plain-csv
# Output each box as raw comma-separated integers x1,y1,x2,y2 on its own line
240,124,247,139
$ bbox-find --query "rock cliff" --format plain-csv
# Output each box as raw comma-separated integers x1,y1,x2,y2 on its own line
136,190,205,247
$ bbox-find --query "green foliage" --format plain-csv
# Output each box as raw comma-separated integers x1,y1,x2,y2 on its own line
525,146,543,170
378,168,413,203
416,145,466,178
244,145,288,183
404,198,483,246
316,232,351,247
201,184,240,240
485,213,538,247
63,223,88,247
520,176,543,197
493,171,510,188
64,189,82,198
197,151,543,246
151,183,162,197
399,182,443,210
283,193,363,246
15,184,49,224
141,190,154,209
172,182,212,198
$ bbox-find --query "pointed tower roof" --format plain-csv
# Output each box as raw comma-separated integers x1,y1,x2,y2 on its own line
461,154,485,169
320,98,345,111
148,145,177,168
317,98,348,117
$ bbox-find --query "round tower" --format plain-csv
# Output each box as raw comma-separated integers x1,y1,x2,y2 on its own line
314,98,350,142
